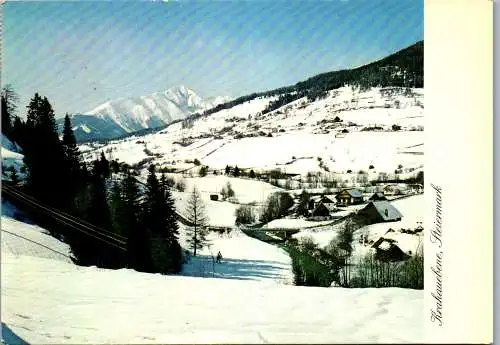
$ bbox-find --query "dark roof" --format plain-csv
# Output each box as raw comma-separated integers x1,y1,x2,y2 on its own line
369,192,387,200
368,201,403,221
323,203,338,212
312,203,330,216
321,195,336,203
338,188,363,198
374,241,411,262
312,201,338,215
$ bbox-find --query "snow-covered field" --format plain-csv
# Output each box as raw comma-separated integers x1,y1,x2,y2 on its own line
1,199,424,344
263,218,334,230
169,175,286,228
176,175,283,204
179,227,292,284
2,252,423,344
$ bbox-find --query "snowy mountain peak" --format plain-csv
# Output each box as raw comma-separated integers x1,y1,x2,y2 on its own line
66,86,231,142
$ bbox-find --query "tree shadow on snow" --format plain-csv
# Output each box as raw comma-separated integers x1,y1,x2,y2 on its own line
182,256,288,281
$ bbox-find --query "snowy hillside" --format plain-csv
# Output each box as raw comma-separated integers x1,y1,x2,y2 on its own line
1,198,423,344
81,86,423,181
2,251,423,344
1,134,25,181
179,228,293,283
1,214,73,264
62,85,231,142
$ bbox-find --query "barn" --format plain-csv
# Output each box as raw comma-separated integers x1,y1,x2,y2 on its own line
357,201,403,224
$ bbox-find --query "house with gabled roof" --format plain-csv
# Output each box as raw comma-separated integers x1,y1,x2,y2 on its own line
369,192,388,201
320,195,336,204
357,200,403,224
310,202,338,220
336,188,363,206
371,238,411,262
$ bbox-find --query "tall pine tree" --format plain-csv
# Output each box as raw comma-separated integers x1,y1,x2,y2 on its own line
84,167,120,268
23,94,70,208
144,165,182,273
120,171,153,272
62,114,83,204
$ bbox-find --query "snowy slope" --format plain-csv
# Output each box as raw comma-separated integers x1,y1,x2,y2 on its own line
179,228,293,284
1,198,73,263
1,216,73,264
2,252,423,344
1,134,25,181
1,189,423,344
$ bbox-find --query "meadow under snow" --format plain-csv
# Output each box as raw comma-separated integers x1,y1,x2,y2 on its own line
1,205,423,344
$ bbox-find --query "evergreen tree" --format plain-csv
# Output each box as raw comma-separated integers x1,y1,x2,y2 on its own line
160,172,168,191
144,165,182,273
1,84,18,138
120,172,153,272
23,94,69,208
225,165,231,175
296,189,311,217
85,172,120,267
233,165,240,177
11,116,25,147
62,114,83,202
99,152,110,178
109,181,123,236
185,187,209,256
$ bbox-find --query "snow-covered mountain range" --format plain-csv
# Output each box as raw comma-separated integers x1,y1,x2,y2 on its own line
80,85,424,178
60,85,231,142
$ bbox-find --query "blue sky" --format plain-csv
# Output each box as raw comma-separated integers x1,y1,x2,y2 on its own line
3,0,423,117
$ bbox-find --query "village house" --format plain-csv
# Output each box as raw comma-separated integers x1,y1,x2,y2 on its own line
369,192,388,201
383,184,411,196
307,194,336,211
357,200,403,224
310,202,338,220
371,238,411,262
336,188,363,206
383,184,402,196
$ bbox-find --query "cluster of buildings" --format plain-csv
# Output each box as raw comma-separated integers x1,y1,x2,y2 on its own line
306,184,423,222
303,185,424,262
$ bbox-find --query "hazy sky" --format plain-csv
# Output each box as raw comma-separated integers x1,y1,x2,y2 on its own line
3,0,423,117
